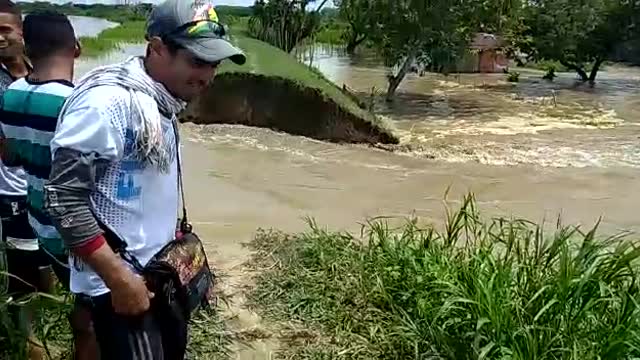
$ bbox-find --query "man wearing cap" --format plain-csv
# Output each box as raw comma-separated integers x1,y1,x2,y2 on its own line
42,0,245,358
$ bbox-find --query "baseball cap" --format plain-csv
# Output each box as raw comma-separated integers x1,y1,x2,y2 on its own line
146,0,246,65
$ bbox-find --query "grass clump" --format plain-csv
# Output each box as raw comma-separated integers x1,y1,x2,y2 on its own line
79,21,146,58
249,194,640,359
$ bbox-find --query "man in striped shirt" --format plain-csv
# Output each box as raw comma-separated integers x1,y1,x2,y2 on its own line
0,11,97,360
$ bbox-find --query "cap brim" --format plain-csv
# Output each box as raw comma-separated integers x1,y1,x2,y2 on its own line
175,37,246,65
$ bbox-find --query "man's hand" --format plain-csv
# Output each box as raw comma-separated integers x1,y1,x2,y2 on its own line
110,271,155,316
75,240,155,316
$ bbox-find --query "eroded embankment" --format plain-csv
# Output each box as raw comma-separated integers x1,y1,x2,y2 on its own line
180,72,399,145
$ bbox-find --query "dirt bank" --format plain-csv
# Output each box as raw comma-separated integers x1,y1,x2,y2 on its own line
180,72,399,145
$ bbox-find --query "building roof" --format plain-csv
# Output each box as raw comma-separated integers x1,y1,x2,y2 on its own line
470,33,504,50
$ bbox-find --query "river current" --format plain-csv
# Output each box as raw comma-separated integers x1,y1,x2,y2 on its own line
74,43,640,275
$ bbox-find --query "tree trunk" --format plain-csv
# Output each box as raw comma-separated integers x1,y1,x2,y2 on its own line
386,53,416,102
560,60,589,82
588,58,605,84
346,35,366,54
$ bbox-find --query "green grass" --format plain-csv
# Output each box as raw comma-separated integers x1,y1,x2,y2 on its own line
222,28,387,129
79,21,146,58
249,194,640,359
313,22,347,45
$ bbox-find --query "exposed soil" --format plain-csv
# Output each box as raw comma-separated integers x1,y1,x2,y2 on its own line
180,72,399,145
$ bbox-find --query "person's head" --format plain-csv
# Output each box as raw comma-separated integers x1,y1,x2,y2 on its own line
23,11,80,67
145,0,246,101
0,0,23,60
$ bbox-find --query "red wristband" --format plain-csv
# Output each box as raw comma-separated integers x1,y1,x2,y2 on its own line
74,234,106,257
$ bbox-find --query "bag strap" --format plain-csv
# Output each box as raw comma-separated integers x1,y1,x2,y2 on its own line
171,117,192,234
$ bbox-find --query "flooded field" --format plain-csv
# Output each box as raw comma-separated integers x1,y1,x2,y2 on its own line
302,46,640,169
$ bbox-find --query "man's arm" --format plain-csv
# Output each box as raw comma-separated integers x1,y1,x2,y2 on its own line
44,88,152,315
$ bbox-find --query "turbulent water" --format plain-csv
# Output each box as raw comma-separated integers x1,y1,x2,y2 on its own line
301,46,640,169
75,44,640,252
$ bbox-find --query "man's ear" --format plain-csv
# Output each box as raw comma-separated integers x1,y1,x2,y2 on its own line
74,40,82,59
148,36,165,56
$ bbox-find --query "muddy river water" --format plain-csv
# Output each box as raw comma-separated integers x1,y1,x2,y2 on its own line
75,43,639,357
75,42,640,259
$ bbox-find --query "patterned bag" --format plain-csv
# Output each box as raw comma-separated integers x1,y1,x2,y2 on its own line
106,217,215,318
138,222,215,316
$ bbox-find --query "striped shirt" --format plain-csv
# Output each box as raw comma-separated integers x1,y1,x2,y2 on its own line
0,64,28,197
0,78,74,255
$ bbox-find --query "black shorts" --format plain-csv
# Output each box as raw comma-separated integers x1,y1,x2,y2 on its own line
83,293,188,360
1,195,70,296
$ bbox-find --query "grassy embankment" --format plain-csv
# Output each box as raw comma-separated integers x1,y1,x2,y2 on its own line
219,27,389,131
80,19,392,135
249,194,640,359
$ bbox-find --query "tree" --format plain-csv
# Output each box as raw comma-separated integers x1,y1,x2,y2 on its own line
522,0,640,83
248,0,329,53
334,0,372,54
364,0,482,101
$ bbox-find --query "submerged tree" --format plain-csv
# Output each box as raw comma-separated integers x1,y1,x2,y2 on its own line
249,0,330,53
523,0,640,83
365,0,481,101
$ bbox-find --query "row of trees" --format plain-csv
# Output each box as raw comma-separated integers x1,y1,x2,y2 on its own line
333,0,640,100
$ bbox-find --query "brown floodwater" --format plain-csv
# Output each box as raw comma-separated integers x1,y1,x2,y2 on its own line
77,42,640,263
77,44,639,358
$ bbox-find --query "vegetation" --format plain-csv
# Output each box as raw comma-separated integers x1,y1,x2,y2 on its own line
0,276,230,359
314,21,346,45
248,0,330,53
521,0,640,84
333,0,371,54
17,2,150,23
250,194,640,359
78,21,146,58
325,0,525,101
0,285,71,360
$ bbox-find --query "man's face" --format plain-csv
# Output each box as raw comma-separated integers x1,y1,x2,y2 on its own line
161,45,219,102
0,13,23,59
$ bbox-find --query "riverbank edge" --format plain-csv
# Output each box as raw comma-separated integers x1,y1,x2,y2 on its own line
78,21,398,144
181,72,399,145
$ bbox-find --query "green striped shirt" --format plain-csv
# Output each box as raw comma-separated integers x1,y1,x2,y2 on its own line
0,78,74,255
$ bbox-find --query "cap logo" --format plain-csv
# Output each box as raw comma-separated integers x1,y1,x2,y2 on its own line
192,3,219,22
187,3,220,37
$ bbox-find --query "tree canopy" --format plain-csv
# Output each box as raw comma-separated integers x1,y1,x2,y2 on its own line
521,0,640,82
248,0,329,53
